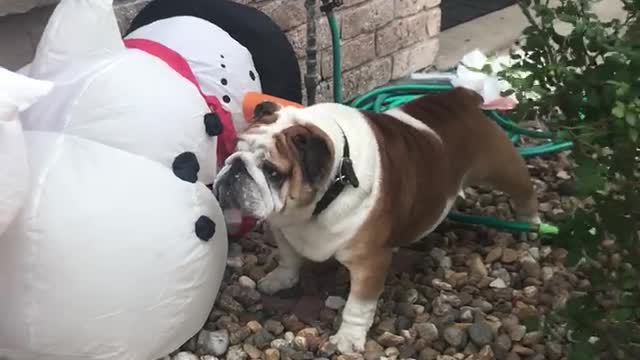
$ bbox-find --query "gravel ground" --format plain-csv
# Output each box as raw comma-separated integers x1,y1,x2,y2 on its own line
164,132,582,360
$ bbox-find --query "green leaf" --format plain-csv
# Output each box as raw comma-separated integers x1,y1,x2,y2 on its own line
631,128,639,142
621,292,638,307
567,250,583,267
622,269,639,290
557,129,572,140
589,268,607,288
522,316,541,331
612,101,626,118
569,341,596,360
557,13,577,23
626,112,637,126
568,341,596,360
611,308,634,321
574,158,606,194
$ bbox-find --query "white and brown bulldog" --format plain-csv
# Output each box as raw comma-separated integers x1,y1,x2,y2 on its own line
213,87,540,353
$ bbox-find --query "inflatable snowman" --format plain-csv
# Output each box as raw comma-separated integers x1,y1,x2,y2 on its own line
125,0,303,236
0,0,229,359
0,68,52,236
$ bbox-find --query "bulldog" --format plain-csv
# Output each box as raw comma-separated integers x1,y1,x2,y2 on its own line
214,87,540,353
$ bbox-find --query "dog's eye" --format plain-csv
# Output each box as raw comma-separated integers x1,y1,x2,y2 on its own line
262,162,285,184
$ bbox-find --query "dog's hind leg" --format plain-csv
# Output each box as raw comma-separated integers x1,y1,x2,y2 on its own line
467,123,540,239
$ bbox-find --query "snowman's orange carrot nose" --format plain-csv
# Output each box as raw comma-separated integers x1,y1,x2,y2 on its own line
242,92,304,122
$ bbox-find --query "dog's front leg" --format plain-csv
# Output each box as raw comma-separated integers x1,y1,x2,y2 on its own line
331,249,392,354
258,227,303,294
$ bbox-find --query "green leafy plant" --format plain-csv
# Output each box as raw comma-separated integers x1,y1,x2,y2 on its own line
504,0,640,358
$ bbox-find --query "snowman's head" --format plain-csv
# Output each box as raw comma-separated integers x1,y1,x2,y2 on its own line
22,0,225,184
125,16,263,135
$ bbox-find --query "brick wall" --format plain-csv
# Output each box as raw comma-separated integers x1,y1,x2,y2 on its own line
0,0,441,102
252,0,442,102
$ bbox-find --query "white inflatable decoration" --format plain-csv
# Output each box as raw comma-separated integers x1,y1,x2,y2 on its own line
0,0,229,359
450,49,517,110
0,68,52,236
410,49,526,110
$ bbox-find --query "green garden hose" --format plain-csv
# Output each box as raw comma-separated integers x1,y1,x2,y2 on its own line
323,11,562,236
447,212,559,235
328,12,342,104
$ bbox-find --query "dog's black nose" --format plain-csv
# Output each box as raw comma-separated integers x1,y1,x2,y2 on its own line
230,156,246,173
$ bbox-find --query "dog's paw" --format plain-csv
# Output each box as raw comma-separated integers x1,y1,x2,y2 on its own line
257,267,299,295
330,324,367,354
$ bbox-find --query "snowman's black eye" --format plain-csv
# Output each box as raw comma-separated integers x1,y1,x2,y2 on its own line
249,70,256,81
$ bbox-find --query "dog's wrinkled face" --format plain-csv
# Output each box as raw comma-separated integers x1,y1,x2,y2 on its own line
214,101,335,221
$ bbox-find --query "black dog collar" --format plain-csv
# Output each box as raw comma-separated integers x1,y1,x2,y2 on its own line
312,127,359,216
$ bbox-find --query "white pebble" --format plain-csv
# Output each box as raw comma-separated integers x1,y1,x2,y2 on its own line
519,253,537,265
172,352,199,360
270,338,288,350
325,295,347,310
385,347,400,357
556,170,571,180
293,336,308,351
238,275,256,289
430,247,447,261
226,345,247,360
284,331,295,342
523,286,538,298
226,256,244,269
489,278,507,289
432,278,453,291
542,266,554,282
440,256,453,270
197,329,229,356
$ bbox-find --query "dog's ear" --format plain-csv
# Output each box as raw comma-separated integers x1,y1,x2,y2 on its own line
284,125,334,186
252,101,281,124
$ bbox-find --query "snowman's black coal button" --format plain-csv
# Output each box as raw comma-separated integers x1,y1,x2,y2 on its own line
195,215,216,241
172,152,200,183
204,112,223,136
223,95,231,104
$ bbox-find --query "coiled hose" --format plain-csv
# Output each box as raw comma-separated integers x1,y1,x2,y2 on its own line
324,10,564,235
